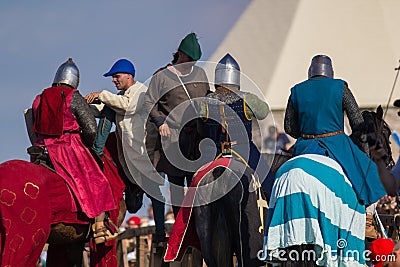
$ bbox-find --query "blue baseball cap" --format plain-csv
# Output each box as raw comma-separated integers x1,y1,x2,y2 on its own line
103,59,135,77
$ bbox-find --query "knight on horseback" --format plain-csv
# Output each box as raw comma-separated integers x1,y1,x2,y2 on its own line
198,53,275,200
164,53,269,266
29,58,118,244
284,54,386,206
260,55,389,266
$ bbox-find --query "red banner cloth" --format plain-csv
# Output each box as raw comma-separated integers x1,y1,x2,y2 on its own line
164,157,231,262
0,160,56,266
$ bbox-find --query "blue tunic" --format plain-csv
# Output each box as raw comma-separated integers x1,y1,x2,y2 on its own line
202,96,275,200
290,77,385,205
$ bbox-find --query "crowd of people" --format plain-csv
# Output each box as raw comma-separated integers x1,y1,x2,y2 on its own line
27,31,400,266
120,204,176,267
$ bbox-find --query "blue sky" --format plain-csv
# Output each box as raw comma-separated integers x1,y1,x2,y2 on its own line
0,0,250,163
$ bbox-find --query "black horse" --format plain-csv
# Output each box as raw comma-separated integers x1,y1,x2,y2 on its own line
192,159,267,267
362,105,394,168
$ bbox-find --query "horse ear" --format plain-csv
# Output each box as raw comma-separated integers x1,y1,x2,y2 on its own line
377,105,383,119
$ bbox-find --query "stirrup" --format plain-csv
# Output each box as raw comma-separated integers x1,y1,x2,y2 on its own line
92,222,119,244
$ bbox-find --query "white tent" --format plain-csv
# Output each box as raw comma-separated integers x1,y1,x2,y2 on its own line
209,0,400,110
209,0,400,156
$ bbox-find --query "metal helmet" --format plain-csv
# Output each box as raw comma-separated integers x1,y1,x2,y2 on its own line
308,55,334,78
53,58,80,89
215,53,240,88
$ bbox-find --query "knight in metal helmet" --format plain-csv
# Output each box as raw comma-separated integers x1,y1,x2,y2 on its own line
30,58,118,244
198,53,274,200
52,58,80,89
215,53,241,89
308,54,334,78
284,54,385,206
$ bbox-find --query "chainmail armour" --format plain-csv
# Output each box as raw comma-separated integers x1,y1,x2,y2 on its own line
71,91,97,147
284,83,364,138
206,90,269,120
207,90,243,104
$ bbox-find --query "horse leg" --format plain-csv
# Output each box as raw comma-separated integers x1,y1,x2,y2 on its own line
213,208,233,267
194,204,218,267
46,242,85,267
237,177,265,267
46,223,88,267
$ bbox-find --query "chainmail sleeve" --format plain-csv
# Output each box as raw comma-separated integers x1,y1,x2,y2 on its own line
284,97,300,139
343,83,364,132
343,83,369,153
71,91,97,147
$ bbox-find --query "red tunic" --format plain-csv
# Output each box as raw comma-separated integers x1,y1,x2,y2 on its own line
32,86,116,218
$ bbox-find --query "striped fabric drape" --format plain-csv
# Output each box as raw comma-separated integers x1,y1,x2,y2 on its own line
264,154,366,266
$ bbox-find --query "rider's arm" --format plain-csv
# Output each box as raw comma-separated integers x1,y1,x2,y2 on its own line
343,83,364,132
98,82,148,117
284,97,300,139
71,91,97,147
371,145,400,196
142,73,172,137
98,89,131,116
143,74,165,128
244,93,270,120
343,83,369,152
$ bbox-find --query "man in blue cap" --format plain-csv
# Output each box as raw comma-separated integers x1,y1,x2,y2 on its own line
86,59,136,155
85,59,150,214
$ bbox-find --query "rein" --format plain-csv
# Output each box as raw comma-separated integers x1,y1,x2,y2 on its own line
384,59,400,120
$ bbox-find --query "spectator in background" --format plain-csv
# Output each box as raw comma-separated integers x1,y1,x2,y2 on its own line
164,209,175,239
140,217,150,227
165,210,175,225
264,125,291,154
126,216,141,229
388,241,400,267
147,204,155,226
369,238,395,267
127,251,136,267
121,216,141,266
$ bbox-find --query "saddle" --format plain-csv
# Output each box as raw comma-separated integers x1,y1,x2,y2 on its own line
27,145,55,172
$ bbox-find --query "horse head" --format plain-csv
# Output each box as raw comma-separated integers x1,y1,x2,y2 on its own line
362,105,395,169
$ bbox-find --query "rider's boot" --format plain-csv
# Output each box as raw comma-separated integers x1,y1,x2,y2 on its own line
92,222,119,244
92,212,119,244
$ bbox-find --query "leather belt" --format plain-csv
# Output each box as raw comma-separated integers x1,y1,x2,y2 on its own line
301,130,344,139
